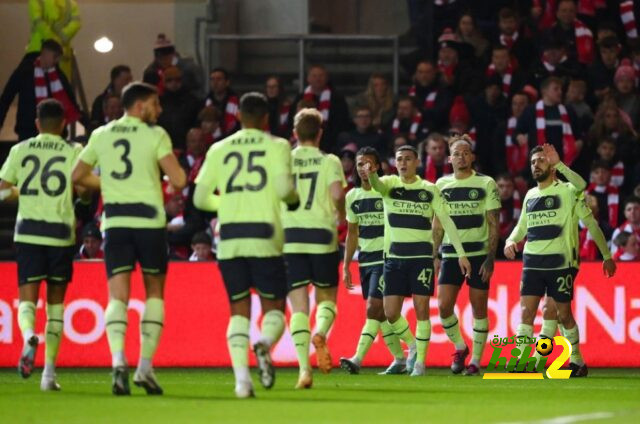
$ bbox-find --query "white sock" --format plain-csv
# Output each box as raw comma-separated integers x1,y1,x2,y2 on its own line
233,366,251,384
350,356,361,366
43,363,55,378
112,351,126,368
24,329,35,342
137,357,152,374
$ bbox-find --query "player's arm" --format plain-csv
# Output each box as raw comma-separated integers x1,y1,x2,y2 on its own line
0,148,19,202
543,143,586,191
0,180,19,202
159,153,187,191
480,209,500,282
193,150,220,212
330,181,346,223
432,215,444,279
367,171,390,197
71,160,101,191
276,173,299,210
343,222,359,290
505,203,527,259
433,188,471,277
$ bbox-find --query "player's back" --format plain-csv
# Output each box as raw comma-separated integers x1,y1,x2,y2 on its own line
82,115,172,229
282,145,345,254
207,128,291,259
0,133,81,246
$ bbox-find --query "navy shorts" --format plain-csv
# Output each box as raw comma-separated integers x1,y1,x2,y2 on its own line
359,264,384,299
104,228,168,278
521,267,578,303
383,257,434,297
218,256,287,302
15,242,75,285
438,255,489,290
284,251,340,291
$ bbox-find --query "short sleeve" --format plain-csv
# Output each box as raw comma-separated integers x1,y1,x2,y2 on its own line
485,178,501,211
0,146,18,184
326,154,347,188
194,145,218,189
345,190,358,224
155,127,173,160
271,138,292,177
79,133,99,166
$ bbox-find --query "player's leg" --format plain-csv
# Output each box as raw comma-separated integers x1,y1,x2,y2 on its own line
40,245,75,390
219,258,255,397
15,242,46,379
310,251,340,374
438,278,467,374
285,254,313,388
466,287,489,375
517,269,545,359
383,259,416,373
531,296,559,363
408,258,435,376
253,257,288,389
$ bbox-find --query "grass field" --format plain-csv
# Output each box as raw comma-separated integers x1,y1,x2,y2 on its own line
1,368,639,424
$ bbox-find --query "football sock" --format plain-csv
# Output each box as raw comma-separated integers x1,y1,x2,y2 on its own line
380,320,405,360
441,314,466,350
471,318,489,366
314,300,337,337
105,299,128,367
227,315,250,383
139,298,164,372
562,324,584,366
390,316,415,347
516,323,534,359
290,312,311,372
18,301,36,343
44,303,64,377
259,309,286,348
415,320,431,364
354,319,380,362
533,319,558,361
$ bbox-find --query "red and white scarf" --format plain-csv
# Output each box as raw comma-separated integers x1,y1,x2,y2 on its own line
505,116,528,174
500,31,519,50
408,85,438,109
303,86,331,122
612,221,640,256
486,63,513,96
579,227,598,260
468,127,477,151
621,0,638,39
424,155,452,183
279,103,290,128
592,161,624,188
587,183,619,229
392,112,422,141
205,94,239,134
535,100,577,165
574,18,595,64
34,58,80,123
438,60,457,81
542,53,568,73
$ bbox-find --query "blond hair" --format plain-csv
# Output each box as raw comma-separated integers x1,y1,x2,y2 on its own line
294,108,323,141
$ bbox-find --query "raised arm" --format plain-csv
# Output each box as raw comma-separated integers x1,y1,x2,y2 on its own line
543,143,587,191
366,170,389,196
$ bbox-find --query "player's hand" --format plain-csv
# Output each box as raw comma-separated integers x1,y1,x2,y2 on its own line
479,257,494,283
602,259,616,278
504,240,518,260
362,160,373,178
343,266,354,290
458,257,472,279
543,143,560,166
516,134,528,147
434,257,441,282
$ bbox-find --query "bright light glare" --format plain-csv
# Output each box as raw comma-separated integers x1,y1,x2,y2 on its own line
94,37,113,53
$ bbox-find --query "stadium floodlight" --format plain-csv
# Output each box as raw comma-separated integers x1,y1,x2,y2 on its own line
94,37,113,53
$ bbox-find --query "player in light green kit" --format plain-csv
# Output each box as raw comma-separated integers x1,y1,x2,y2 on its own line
339,147,406,375
362,145,471,376
530,145,616,376
505,144,615,377
0,100,88,391
73,82,187,395
193,92,299,398
283,108,346,389
434,135,501,376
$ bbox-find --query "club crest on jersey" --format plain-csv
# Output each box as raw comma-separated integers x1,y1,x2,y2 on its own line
419,190,429,201
375,200,383,210
545,197,554,208
469,189,479,200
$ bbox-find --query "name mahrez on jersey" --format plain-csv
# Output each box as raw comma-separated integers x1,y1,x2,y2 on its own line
28,140,65,151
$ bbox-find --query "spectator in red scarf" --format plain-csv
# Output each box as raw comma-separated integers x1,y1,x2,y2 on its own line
587,36,622,102
613,231,639,261
417,132,450,183
613,59,640,130
496,173,522,258
90,65,131,130
387,96,426,145
611,196,640,257
198,106,224,145
587,160,618,238
205,67,240,136
545,0,595,65
495,7,536,70
408,60,453,132
74,223,104,260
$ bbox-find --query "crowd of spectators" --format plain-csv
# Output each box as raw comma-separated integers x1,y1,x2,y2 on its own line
2,0,640,262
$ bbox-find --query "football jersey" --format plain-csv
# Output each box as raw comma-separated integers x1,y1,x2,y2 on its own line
512,181,589,270
436,171,501,258
0,133,81,246
373,175,451,259
78,115,173,230
282,145,346,254
346,186,384,267
195,128,292,260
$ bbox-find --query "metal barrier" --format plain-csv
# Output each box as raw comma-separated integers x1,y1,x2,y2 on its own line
206,34,400,94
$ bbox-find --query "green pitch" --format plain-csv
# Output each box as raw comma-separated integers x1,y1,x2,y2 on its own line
1,368,639,423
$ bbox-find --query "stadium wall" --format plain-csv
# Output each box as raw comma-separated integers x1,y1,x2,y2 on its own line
0,262,639,367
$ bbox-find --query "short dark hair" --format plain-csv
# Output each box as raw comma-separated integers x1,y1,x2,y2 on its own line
541,76,563,92
121,82,158,109
239,92,269,122
37,99,65,131
496,173,514,183
598,137,616,147
598,35,620,49
591,159,611,171
492,44,509,53
397,95,415,107
613,231,631,248
191,231,212,246
41,39,63,56
211,67,230,80
354,147,383,187
498,7,517,21
624,195,640,208
110,65,131,83
529,145,544,159
396,145,418,158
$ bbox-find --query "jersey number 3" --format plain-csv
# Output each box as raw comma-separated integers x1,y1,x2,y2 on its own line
224,151,267,193
111,139,132,180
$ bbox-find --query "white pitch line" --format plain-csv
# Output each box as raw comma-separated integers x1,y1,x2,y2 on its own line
497,411,614,424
